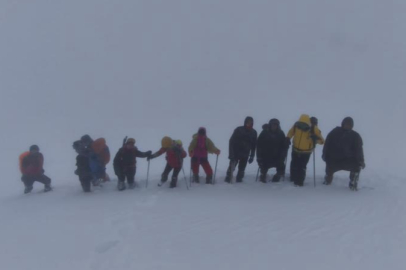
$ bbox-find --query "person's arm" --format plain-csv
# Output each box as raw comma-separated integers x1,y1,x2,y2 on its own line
286,125,295,139
137,148,153,158
355,134,365,168
188,138,197,156
315,127,325,145
322,131,333,162
228,129,238,160
250,130,258,158
207,138,220,155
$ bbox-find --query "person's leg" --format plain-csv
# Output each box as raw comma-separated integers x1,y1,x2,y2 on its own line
21,175,34,194
191,157,200,183
236,157,248,182
260,166,269,183
127,167,137,189
170,167,181,188
161,163,172,183
201,158,213,184
35,174,52,191
324,162,336,185
225,160,238,183
296,153,311,186
272,164,283,182
290,151,300,183
79,174,92,192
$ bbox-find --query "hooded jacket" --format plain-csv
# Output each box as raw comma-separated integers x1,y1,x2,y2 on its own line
152,143,187,169
228,117,258,160
323,127,364,165
256,119,287,165
287,114,324,153
113,145,150,175
188,128,219,159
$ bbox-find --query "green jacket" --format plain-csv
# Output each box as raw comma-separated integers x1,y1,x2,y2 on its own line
188,134,219,154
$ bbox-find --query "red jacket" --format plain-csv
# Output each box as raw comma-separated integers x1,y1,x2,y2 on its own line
155,146,186,169
19,152,44,176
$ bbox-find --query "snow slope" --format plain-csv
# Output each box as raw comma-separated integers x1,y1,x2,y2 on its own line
0,0,405,269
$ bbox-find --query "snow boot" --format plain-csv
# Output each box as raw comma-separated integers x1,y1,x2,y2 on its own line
236,171,244,183
128,182,136,190
44,184,52,192
323,175,333,185
193,174,200,183
259,174,267,183
158,173,169,186
271,174,282,183
224,172,232,183
117,181,126,191
170,177,177,188
206,175,213,184
92,178,102,187
24,186,33,194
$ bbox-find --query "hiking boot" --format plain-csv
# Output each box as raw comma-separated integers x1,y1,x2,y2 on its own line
236,171,244,183
128,182,136,190
206,175,213,184
170,177,177,188
271,174,282,183
24,186,33,194
259,174,267,183
224,175,231,183
161,173,168,183
92,178,102,187
117,181,126,191
323,175,333,185
193,174,200,183
44,185,52,192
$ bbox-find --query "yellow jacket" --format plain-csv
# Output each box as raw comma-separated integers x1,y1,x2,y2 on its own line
287,114,324,153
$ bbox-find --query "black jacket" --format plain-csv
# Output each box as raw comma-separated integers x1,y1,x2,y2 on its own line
256,124,287,166
323,127,364,165
75,154,92,177
113,146,149,175
229,119,257,160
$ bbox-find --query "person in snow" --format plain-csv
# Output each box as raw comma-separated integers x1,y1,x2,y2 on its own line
113,138,151,191
256,118,288,183
188,127,221,184
286,114,324,186
322,117,365,188
80,135,111,186
225,116,257,183
19,145,52,194
148,137,187,188
73,140,93,192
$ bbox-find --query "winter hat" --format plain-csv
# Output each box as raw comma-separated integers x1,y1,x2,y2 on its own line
269,118,280,126
341,117,354,128
244,116,254,127
161,136,173,148
126,138,136,145
198,127,206,136
310,117,318,126
175,140,183,146
29,145,39,152
81,134,93,145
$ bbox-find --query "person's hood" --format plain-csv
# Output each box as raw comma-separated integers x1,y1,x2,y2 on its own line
298,114,311,125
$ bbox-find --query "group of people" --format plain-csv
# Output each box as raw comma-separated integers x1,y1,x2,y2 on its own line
18,114,365,194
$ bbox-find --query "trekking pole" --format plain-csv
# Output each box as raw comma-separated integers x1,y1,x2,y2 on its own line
182,167,189,190
213,154,219,185
146,160,150,188
255,167,260,182
189,159,192,186
313,148,316,188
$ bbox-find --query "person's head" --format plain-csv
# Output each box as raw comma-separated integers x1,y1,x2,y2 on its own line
244,117,254,129
161,136,173,148
310,117,318,127
126,138,136,145
198,127,206,136
73,141,84,154
80,134,93,146
269,118,280,132
29,145,40,153
341,117,354,131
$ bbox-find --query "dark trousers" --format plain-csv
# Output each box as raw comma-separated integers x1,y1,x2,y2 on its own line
226,157,248,177
78,174,92,192
162,163,181,180
290,151,311,185
118,167,136,184
21,174,51,187
260,161,284,176
326,160,361,182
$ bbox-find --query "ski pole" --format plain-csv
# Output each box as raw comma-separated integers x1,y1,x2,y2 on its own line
213,154,219,185
182,167,189,190
255,167,260,182
189,159,192,186
146,160,150,188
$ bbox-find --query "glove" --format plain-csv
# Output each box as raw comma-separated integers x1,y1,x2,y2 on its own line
248,156,254,164
215,149,221,155
146,151,152,157
360,162,366,169
285,137,291,146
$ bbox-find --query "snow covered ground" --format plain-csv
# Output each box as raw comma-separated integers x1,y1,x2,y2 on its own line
0,0,405,269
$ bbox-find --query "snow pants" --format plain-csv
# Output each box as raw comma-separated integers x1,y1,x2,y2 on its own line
290,151,311,186
21,174,51,188
226,157,248,177
325,159,361,183
191,157,213,176
78,173,92,192
117,167,136,184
